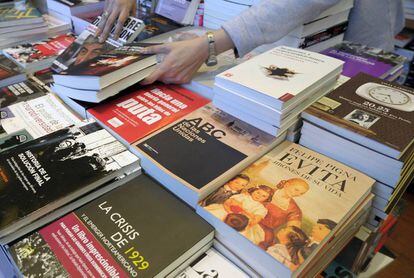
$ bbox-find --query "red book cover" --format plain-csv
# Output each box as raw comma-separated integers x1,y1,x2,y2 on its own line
88,84,210,144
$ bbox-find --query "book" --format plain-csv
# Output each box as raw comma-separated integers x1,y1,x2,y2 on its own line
52,16,145,73
197,141,374,277
0,54,25,88
46,0,104,17
135,13,181,42
215,46,343,110
0,93,81,140
52,43,157,93
133,104,284,207
321,41,406,79
7,174,214,277
177,248,249,277
0,121,140,241
2,34,75,72
155,0,201,25
0,1,44,28
88,84,210,144
302,73,414,159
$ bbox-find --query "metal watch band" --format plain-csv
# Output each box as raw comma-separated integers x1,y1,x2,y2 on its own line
206,31,218,67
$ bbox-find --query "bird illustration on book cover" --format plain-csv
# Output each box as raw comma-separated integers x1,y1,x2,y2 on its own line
262,65,299,80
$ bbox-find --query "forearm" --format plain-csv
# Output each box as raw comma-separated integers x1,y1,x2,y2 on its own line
223,0,342,56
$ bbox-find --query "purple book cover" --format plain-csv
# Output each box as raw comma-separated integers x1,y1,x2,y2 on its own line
321,41,404,78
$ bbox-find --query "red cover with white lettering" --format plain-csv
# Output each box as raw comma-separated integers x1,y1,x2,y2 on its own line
88,84,210,144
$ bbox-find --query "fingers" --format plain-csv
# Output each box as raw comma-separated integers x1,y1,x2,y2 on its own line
113,9,129,40
95,1,113,38
139,44,171,55
141,66,167,85
131,0,136,16
99,8,120,43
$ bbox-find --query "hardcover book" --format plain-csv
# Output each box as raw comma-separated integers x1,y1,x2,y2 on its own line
215,46,343,110
321,41,406,78
134,104,282,206
197,141,374,277
2,34,75,70
303,73,414,158
0,121,139,240
0,1,44,27
88,84,209,144
0,54,25,87
8,174,214,277
52,16,144,73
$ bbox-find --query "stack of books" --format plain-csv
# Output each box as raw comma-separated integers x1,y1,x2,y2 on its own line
3,174,214,277
404,0,414,20
51,16,155,103
46,0,104,24
212,46,344,136
204,0,352,52
2,33,75,73
0,54,25,87
197,141,375,277
203,0,257,29
321,41,406,81
155,0,201,25
300,73,414,229
0,2,70,49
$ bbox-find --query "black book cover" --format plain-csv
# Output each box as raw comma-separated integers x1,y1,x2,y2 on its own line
9,175,213,277
136,104,274,190
0,55,21,82
135,14,181,41
0,79,48,109
0,122,138,233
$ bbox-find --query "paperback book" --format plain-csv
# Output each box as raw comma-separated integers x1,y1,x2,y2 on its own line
321,41,406,78
0,54,25,87
197,141,374,277
0,121,140,241
88,84,210,144
2,34,75,72
0,1,44,27
155,0,201,25
7,174,214,277
52,16,144,73
134,104,283,207
52,42,158,94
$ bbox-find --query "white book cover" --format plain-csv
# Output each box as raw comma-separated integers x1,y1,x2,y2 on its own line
215,46,343,107
0,94,81,139
178,248,249,277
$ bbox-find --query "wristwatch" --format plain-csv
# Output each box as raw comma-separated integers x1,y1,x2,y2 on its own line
205,31,218,67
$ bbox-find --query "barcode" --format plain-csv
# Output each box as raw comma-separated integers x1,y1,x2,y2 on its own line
108,117,123,128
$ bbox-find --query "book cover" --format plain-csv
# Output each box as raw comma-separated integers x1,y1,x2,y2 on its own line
135,104,275,190
298,22,348,49
8,175,213,277
0,2,42,25
305,73,414,153
0,78,49,109
321,41,406,78
58,43,155,77
89,84,210,144
0,121,138,234
199,141,374,272
216,46,343,103
135,14,181,41
178,248,249,277
52,16,144,73
155,0,191,23
2,34,75,67
0,55,22,85
0,94,81,140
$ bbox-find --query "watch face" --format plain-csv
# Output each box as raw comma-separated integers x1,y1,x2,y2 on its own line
368,86,410,105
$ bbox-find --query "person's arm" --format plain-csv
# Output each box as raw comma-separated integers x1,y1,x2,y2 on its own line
141,0,341,84
95,0,137,43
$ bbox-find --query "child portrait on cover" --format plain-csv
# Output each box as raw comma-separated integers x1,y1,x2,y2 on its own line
202,168,337,271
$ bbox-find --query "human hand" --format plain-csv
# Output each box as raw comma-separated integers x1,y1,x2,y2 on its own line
140,36,209,85
95,0,137,43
